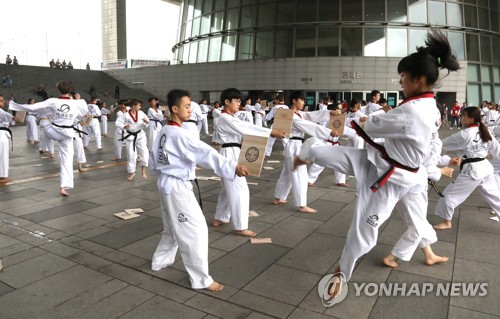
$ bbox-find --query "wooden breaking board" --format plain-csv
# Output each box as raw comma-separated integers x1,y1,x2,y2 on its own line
238,134,269,177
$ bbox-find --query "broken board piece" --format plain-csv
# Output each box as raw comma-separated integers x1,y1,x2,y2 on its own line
267,160,280,163
249,210,259,217
247,182,259,186
96,160,104,164
125,208,144,214
114,212,141,220
250,238,272,244
32,164,44,167
490,216,499,222
262,166,274,170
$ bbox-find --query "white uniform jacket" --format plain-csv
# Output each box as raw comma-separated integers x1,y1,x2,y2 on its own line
150,122,237,195
286,111,332,157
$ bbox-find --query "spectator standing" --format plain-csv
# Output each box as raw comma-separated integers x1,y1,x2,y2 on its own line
62,60,67,69
5,55,12,65
450,101,461,130
49,59,55,68
13,56,18,67
36,84,49,100
55,59,62,69
67,61,73,69
86,62,90,70
114,83,120,99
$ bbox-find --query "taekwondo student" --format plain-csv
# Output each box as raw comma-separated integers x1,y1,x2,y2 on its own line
294,29,460,296
0,94,16,183
198,99,210,135
83,97,102,150
212,88,285,237
150,89,249,292
264,96,289,156
433,106,500,230
37,107,54,157
9,81,88,196
147,97,164,147
25,98,39,144
211,101,222,145
254,97,266,127
100,102,111,136
70,92,87,173
116,99,150,181
112,100,128,161
182,100,202,140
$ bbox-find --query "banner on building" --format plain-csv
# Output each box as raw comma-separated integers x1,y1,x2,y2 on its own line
130,59,169,68
101,60,127,70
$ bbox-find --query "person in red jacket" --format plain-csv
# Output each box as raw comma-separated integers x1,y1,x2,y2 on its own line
450,101,461,130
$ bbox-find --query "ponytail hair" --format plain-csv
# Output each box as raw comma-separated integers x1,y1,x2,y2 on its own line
462,107,492,142
397,28,460,87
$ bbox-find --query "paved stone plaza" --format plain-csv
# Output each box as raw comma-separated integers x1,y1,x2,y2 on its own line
0,123,499,319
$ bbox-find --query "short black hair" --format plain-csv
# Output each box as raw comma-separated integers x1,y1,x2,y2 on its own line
167,89,190,113
130,98,143,107
220,88,242,106
289,90,306,104
56,80,72,94
370,90,380,98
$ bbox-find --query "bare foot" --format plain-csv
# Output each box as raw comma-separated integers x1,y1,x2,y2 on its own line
34,140,39,144
308,182,316,187
298,206,317,214
211,219,228,227
336,183,349,188
60,188,69,196
111,157,121,161
327,274,343,297
383,255,398,268
425,255,449,266
127,173,136,181
272,198,287,205
78,164,84,172
433,220,452,230
206,281,224,292
0,177,12,184
142,172,148,179
234,229,257,237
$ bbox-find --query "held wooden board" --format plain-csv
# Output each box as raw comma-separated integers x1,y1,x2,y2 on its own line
238,134,269,177
273,109,294,137
329,113,346,136
15,111,26,123
82,114,93,126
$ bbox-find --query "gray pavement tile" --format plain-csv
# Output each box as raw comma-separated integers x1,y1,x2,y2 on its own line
41,212,105,231
377,214,405,247
0,242,32,259
0,222,26,237
458,208,500,234
67,251,115,271
298,283,332,314
246,312,282,319
185,293,253,319
86,188,155,205
292,199,347,222
456,228,500,266
73,225,113,239
103,250,149,268
210,233,251,251
450,258,500,317
1,216,36,228
0,188,45,201
60,284,155,319
257,217,324,248
68,238,115,256
0,197,38,211
0,281,14,297
0,265,112,319
276,233,344,275
13,232,52,246
119,234,161,260
137,276,197,303
23,223,60,236
171,247,227,272
0,202,53,217
89,216,163,249
319,189,357,204
289,308,338,319
426,213,459,243
21,200,101,223
196,282,239,301
121,295,206,319
322,285,379,319
0,252,76,288
40,241,81,257
0,233,22,249
0,247,45,267
228,290,295,318
448,306,500,319
368,271,449,319
208,230,226,243
316,202,357,238
209,242,289,289
138,262,190,284
101,263,155,286
244,264,321,306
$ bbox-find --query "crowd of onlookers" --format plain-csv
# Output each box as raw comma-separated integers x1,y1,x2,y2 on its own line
5,54,18,66
49,58,73,69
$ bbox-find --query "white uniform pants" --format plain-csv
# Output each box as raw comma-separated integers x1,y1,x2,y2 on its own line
125,132,149,173
274,155,308,207
308,162,346,184
306,144,426,281
114,128,123,159
265,136,288,157
39,120,54,154
101,116,108,135
44,124,74,189
26,115,38,141
212,118,220,144
391,191,437,261
255,114,264,127
0,130,10,178
215,146,249,230
83,119,102,149
149,122,162,148
73,135,86,164
152,180,214,289
435,173,500,220
197,114,209,134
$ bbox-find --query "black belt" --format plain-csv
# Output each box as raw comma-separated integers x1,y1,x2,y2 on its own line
350,120,419,192
150,119,163,128
52,122,88,136
428,179,444,197
120,130,141,152
27,113,37,117
93,116,100,119
191,179,203,209
0,127,13,150
222,143,241,148
290,137,304,142
187,120,197,124
325,140,339,145
460,157,485,172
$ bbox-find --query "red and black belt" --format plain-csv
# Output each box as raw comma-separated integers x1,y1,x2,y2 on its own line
350,120,419,192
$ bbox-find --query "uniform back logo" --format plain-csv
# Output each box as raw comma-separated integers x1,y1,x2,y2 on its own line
237,112,247,121
245,147,259,162
158,134,170,164
366,215,379,227
58,104,70,113
178,213,188,223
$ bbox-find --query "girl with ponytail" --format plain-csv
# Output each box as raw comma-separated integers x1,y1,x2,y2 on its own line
433,106,500,230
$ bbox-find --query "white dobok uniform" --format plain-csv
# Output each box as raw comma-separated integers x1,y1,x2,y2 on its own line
254,102,266,127
73,117,86,165
492,126,500,190
150,121,237,289
484,109,499,127
307,136,347,185
147,107,164,148
182,101,202,141
116,110,149,174
100,107,111,135
274,110,332,207
25,111,38,142
211,108,222,144
264,104,289,156
10,97,88,189
435,124,500,221
0,108,14,178
114,110,125,159
198,103,209,135
83,103,102,149
37,110,54,155
298,92,440,281
234,110,253,123
215,111,271,230
345,110,367,149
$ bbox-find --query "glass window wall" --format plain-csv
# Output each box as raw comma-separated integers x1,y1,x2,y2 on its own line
480,35,491,63
364,0,385,21
197,39,208,62
446,3,463,27
189,42,198,63
408,0,427,23
466,33,480,61
429,1,446,25
364,28,385,56
341,28,362,56
319,0,339,21
478,7,490,30
208,37,222,62
447,31,465,60
467,84,480,106
482,84,492,102
257,2,276,26
467,64,479,81
464,5,478,28
255,31,274,59
387,28,407,57
191,17,200,37
387,0,407,22
276,0,296,25
342,0,362,21
297,0,316,22
214,0,225,11
481,65,491,82
318,27,340,56
226,8,239,30
295,28,316,57
238,33,255,60
493,39,500,64
408,29,427,54
200,15,211,35
194,0,202,18
241,5,257,28
275,28,294,58
211,11,224,32
221,35,237,61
